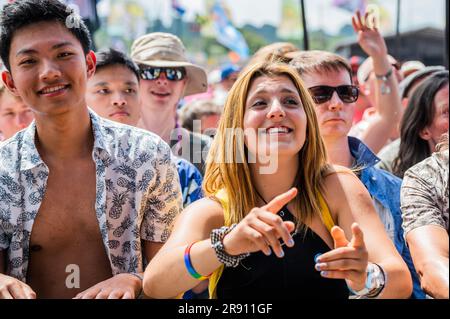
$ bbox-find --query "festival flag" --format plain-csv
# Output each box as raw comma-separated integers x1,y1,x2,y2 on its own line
278,0,303,39
172,0,186,17
211,0,249,60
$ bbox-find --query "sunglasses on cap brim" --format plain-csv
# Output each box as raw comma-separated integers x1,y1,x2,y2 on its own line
308,85,359,104
139,67,186,81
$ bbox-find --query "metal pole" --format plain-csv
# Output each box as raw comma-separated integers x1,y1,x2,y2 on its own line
300,0,309,50
396,0,401,59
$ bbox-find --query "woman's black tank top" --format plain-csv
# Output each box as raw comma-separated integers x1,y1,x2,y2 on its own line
216,207,349,299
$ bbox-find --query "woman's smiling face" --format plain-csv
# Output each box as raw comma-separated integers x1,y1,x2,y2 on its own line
243,75,307,160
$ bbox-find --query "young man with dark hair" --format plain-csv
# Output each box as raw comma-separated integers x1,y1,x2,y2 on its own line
0,0,182,299
87,48,203,208
86,48,141,126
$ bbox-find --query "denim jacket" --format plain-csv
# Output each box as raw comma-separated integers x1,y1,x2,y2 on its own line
348,136,425,299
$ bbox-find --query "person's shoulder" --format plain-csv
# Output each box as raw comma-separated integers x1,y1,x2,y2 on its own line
404,150,448,182
99,118,159,142
322,164,357,180
322,164,366,194
0,131,27,173
98,118,171,154
182,196,225,228
370,165,402,184
377,138,400,159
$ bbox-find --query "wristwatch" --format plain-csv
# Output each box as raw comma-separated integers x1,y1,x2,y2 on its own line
349,263,386,298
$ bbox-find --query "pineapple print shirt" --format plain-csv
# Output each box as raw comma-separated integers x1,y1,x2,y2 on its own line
0,110,183,282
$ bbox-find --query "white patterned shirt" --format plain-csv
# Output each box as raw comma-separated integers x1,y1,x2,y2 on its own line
0,110,182,282
401,150,449,235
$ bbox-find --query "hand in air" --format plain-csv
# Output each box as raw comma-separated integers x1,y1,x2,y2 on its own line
352,10,388,59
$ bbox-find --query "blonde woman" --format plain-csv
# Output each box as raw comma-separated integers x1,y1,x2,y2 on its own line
142,61,412,299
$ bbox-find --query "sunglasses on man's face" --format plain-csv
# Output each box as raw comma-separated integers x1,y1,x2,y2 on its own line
140,67,186,81
308,85,359,104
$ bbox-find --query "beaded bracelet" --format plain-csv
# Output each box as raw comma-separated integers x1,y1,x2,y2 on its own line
184,241,211,281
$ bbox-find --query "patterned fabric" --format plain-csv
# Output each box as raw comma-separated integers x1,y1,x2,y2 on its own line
401,150,449,235
376,138,400,174
348,136,425,299
175,157,203,207
0,110,183,282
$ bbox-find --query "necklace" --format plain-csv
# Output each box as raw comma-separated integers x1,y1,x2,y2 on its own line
253,187,300,242
254,187,288,217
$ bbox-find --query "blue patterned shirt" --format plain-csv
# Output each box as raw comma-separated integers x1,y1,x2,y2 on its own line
176,157,203,207
0,111,183,282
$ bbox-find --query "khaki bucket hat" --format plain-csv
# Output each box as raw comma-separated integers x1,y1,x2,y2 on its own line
130,32,208,96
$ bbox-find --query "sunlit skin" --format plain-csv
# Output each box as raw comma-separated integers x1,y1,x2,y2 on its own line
0,21,148,299
0,93,34,140
243,75,307,159
2,25,94,119
200,113,221,134
139,71,186,143
301,70,354,141
86,65,140,126
420,84,449,151
221,71,239,91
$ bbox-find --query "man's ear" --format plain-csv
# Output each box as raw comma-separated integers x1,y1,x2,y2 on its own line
86,50,96,79
1,71,21,97
419,127,431,141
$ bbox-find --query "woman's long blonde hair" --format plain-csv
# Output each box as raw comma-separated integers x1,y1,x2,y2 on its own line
204,60,330,227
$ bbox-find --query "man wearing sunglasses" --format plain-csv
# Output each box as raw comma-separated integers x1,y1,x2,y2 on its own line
289,48,424,299
131,32,212,175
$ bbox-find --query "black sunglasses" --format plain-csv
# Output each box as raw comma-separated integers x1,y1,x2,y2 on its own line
308,85,359,104
140,67,186,81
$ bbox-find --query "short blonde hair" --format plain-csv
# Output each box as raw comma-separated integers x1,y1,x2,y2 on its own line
288,50,352,82
250,42,299,65
178,100,222,132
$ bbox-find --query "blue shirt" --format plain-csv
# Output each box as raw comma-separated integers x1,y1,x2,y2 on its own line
348,136,425,299
176,157,203,207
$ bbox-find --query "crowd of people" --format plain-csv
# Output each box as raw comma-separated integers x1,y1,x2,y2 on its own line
0,0,447,299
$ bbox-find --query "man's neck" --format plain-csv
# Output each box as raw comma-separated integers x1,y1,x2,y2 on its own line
323,135,354,168
141,106,176,144
250,155,299,203
34,107,94,163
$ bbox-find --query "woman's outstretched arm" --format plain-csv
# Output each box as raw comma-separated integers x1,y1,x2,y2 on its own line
319,169,413,298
